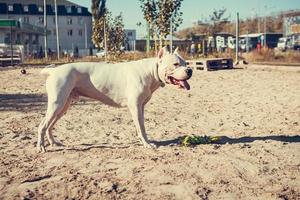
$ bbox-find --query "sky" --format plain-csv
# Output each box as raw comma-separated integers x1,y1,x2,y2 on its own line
69,0,300,38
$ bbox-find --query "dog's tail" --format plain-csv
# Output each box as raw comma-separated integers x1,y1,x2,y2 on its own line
40,64,55,75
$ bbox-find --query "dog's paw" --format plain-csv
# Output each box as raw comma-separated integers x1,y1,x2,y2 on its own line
37,144,46,153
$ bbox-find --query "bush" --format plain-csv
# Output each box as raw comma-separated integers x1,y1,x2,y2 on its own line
243,48,300,63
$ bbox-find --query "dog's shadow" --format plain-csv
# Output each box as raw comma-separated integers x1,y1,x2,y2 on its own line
48,134,300,152
152,134,300,147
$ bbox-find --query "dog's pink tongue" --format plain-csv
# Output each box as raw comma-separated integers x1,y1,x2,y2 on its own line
180,80,190,90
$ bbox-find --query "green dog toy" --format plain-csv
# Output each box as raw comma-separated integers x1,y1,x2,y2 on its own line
181,135,220,146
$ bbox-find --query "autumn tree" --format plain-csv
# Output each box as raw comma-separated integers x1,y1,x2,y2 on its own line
91,0,125,56
208,7,230,35
139,0,184,46
175,8,284,39
107,13,125,55
91,0,107,48
156,0,183,39
139,0,159,39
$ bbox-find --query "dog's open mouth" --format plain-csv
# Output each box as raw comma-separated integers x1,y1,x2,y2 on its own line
168,76,190,90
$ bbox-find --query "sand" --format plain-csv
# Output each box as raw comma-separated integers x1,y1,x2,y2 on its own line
0,64,299,199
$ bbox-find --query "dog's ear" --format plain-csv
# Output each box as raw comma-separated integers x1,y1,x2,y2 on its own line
158,46,169,59
174,47,179,55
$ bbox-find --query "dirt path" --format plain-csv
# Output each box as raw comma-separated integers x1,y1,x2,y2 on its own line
0,65,299,199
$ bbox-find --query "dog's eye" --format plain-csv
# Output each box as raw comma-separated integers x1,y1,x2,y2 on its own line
174,63,179,67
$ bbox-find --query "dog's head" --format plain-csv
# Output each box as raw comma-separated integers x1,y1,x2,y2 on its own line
157,47,192,90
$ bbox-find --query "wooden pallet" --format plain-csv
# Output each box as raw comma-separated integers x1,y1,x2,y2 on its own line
187,58,233,71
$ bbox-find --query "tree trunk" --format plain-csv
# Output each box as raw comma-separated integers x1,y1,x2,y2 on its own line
159,35,163,49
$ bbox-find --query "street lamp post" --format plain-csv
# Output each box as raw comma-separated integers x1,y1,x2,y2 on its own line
104,14,107,62
44,0,48,60
235,12,239,64
10,21,13,66
54,0,60,59
146,21,150,53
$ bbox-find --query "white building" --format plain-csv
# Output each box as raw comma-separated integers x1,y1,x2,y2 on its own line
282,10,300,36
124,29,136,51
0,0,92,54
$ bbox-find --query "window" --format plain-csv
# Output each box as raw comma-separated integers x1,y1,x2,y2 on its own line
16,34,21,44
24,5,29,12
78,29,83,36
38,6,43,12
67,18,72,25
53,29,56,36
66,6,71,13
53,17,55,24
128,32,133,37
4,33,11,44
77,7,82,14
8,5,13,11
78,17,83,25
39,17,44,24
67,29,73,36
23,16,29,23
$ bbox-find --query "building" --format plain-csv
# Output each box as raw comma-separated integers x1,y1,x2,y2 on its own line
135,38,191,52
0,0,92,56
0,19,46,56
124,29,136,51
282,10,300,36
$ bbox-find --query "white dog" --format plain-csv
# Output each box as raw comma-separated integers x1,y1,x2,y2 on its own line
37,47,192,152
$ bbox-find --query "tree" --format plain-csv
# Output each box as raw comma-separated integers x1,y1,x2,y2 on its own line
208,8,230,35
174,9,285,40
139,0,158,52
91,0,125,56
91,0,107,49
139,0,157,25
156,0,183,39
139,0,183,46
107,13,125,55
174,25,210,40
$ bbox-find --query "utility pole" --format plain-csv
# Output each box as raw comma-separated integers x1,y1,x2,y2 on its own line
84,23,87,49
146,22,150,53
10,21,13,66
54,0,60,59
264,16,267,48
246,31,249,52
104,14,108,62
44,0,48,59
257,17,260,33
235,12,239,64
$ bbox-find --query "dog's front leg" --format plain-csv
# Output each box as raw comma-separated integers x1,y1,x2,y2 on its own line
128,103,156,148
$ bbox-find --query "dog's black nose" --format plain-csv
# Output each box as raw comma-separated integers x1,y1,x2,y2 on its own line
185,68,193,78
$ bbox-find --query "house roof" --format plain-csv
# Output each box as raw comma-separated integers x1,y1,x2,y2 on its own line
0,2,91,16
240,33,283,38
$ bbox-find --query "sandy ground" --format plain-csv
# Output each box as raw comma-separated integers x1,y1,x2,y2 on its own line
0,64,299,200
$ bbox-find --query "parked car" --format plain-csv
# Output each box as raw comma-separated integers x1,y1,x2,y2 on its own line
277,34,300,51
291,34,300,50
0,44,24,66
277,37,290,51
96,50,106,57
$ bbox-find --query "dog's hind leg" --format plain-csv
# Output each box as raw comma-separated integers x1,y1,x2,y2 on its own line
37,117,47,152
37,101,66,152
45,95,73,147
37,77,74,152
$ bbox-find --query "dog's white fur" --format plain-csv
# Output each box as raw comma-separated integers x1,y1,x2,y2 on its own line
37,47,192,152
